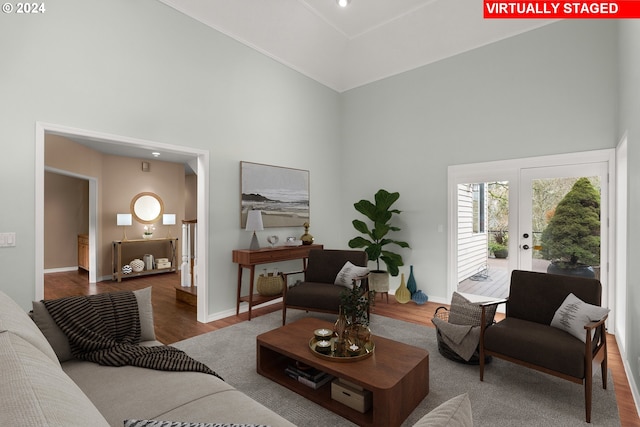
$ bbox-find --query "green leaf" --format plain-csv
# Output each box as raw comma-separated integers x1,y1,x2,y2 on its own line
352,219,371,236
348,236,371,248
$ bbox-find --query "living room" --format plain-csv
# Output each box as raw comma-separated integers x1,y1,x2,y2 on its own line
2,0,639,424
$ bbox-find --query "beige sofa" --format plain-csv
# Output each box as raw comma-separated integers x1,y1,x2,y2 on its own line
0,288,473,427
0,289,294,427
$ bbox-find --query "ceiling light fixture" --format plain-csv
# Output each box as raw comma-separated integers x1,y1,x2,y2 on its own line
337,0,350,7
152,152,160,157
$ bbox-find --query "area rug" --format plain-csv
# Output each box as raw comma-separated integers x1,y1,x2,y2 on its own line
172,311,620,426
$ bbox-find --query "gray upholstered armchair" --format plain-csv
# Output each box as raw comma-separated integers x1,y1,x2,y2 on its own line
479,270,608,423
281,249,368,325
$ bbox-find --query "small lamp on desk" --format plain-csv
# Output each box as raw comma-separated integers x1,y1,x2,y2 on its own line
162,213,176,238
116,213,132,241
245,209,264,250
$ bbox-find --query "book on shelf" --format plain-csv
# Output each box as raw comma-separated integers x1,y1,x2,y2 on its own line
285,367,333,389
286,363,327,382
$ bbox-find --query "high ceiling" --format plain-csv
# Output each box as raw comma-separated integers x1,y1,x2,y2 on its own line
54,1,556,163
158,0,556,92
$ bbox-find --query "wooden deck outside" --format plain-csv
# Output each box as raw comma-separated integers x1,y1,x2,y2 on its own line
457,258,551,299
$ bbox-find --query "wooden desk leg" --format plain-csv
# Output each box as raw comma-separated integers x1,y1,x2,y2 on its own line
236,264,243,315
248,265,256,321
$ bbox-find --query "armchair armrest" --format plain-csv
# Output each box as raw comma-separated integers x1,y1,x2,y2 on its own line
584,314,608,331
281,270,305,278
480,298,508,330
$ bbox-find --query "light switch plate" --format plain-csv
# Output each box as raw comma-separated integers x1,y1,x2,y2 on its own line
0,233,16,247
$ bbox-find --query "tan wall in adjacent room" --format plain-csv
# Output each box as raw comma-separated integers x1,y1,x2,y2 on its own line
44,172,89,269
45,135,186,280
102,155,185,275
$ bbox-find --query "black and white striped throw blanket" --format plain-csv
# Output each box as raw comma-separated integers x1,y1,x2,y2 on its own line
43,291,223,381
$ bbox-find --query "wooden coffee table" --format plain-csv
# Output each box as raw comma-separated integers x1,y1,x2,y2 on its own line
256,317,429,427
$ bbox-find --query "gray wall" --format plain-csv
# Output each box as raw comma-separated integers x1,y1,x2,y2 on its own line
0,0,343,312
619,19,640,404
340,20,618,299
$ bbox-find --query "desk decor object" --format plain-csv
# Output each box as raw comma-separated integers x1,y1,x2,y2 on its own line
130,259,144,272
309,335,374,362
300,222,314,245
256,272,284,296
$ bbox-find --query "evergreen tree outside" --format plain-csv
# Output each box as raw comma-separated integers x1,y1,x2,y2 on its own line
540,177,600,268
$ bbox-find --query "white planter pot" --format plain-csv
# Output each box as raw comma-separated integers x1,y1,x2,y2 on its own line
368,270,389,293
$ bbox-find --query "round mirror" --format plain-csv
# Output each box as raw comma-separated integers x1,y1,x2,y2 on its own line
131,192,164,224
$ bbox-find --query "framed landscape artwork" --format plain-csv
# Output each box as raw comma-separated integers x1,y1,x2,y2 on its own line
240,161,310,228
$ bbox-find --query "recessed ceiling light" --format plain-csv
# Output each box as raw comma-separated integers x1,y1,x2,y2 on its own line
152,152,160,157
337,0,350,7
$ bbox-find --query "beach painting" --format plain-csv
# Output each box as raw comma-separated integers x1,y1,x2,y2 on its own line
240,161,310,228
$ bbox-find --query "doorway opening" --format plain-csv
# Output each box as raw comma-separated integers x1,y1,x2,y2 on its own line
35,122,210,323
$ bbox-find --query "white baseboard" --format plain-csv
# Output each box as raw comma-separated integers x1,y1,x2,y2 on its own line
44,266,79,274
206,298,283,323
619,333,640,420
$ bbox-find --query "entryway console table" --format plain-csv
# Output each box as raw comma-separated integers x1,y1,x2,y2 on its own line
233,244,323,320
112,238,178,282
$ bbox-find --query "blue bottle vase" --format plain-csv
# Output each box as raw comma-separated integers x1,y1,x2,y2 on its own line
407,265,417,295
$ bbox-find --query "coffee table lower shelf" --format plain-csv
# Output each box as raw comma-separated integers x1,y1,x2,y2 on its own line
257,345,374,425
256,318,429,427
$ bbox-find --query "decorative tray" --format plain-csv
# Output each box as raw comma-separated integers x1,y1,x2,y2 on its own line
308,337,375,362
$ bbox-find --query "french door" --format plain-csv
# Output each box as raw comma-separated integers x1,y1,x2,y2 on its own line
519,163,608,280
449,150,613,310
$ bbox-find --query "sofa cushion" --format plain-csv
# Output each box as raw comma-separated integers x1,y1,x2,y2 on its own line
412,393,472,427
285,282,344,312
304,250,367,284
334,261,369,288
32,287,157,362
550,293,609,343
484,317,586,378
507,270,601,325
0,331,109,427
0,290,59,365
63,360,294,427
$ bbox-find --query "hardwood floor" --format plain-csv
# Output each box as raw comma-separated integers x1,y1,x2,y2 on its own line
45,270,639,426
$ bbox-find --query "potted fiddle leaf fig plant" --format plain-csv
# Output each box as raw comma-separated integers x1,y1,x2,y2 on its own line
348,189,410,293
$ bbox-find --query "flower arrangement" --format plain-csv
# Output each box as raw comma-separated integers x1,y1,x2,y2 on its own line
143,225,155,239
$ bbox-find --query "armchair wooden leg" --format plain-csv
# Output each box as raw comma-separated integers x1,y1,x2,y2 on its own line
585,375,592,423
282,306,287,325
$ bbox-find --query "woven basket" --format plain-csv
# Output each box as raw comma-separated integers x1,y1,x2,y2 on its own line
433,306,491,365
257,274,284,296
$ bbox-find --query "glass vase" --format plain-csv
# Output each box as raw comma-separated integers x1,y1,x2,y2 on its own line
394,273,411,304
407,265,417,295
333,306,348,355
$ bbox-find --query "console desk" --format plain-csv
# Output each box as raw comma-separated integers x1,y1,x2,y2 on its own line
112,238,178,282
232,244,323,320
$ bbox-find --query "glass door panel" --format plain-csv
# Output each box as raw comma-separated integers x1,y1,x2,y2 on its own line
519,163,608,284
456,181,511,299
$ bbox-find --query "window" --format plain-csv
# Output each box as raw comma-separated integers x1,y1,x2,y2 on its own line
472,183,485,234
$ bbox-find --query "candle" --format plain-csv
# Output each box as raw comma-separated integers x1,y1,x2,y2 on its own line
314,328,333,341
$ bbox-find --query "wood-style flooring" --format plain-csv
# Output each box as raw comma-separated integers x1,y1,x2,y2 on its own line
44,270,639,426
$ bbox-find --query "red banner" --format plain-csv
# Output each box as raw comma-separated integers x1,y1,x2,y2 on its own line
484,1,640,18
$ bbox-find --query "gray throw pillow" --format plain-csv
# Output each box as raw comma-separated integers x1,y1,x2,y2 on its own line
447,292,497,328
550,293,609,343
32,287,156,362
